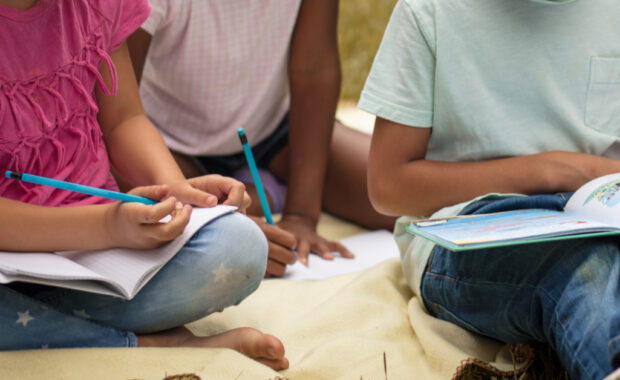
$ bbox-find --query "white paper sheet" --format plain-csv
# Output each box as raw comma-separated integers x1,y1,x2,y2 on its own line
277,230,400,281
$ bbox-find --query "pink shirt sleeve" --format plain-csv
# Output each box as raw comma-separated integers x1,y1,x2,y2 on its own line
95,0,151,52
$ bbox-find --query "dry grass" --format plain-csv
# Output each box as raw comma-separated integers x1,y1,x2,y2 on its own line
338,0,398,101
456,345,569,380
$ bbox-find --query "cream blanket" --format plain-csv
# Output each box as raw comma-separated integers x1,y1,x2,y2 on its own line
0,216,526,380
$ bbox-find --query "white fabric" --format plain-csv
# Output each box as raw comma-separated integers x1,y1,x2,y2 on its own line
140,0,302,155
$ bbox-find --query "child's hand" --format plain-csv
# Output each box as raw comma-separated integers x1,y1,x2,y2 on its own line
249,216,297,277
167,175,251,211
104,185,192,249
277,214,354,266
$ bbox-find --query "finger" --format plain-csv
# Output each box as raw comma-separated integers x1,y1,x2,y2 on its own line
311,242,335,261
175,184,217,207
327,241,355,259
136,197,178,224
170,201,184,218
268,241,297,265
262,224,296,249
239,192,252,212
265,257,287,277
296,239,311,266
186,187,218,207
128,184,168,200
222,182,248,208
146,204,192,242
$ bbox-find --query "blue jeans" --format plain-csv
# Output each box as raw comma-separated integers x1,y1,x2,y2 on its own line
422,193,620,380
0,212,268,350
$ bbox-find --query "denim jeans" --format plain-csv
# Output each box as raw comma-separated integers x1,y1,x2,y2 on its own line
422,193,620,380
0,212,268,350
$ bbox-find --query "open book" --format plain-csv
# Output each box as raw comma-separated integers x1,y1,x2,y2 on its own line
406,173,620,251
0,205,235,299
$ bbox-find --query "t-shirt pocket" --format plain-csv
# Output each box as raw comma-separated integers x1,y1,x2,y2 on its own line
585,57,620,134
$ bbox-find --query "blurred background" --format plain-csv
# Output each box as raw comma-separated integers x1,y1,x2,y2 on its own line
338,0,397,102
336,0,397,132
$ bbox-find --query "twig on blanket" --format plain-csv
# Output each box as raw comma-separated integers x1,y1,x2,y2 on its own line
162,374,201,380
383,351,388,380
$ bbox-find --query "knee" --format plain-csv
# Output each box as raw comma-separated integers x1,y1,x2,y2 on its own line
212,212,269,287
190,212,268,294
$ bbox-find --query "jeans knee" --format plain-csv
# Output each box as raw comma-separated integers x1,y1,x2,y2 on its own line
189,212,268,294
213,212,268,289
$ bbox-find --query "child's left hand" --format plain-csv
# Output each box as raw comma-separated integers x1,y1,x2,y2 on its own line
278,214,354,266
165,174,251,211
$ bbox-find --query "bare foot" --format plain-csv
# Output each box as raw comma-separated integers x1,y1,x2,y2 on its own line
137,326,289,371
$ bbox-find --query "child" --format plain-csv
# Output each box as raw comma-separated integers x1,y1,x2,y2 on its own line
359,0,620,378
125,0,396,276
0,0,287,370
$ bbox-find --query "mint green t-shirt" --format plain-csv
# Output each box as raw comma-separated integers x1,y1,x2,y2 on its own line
358,0,620,298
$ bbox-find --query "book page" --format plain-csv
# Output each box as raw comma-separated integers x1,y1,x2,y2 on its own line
565,172,620,225
276,230,400,281
409,209,613,250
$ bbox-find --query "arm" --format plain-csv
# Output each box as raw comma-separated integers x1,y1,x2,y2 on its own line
97,42,184,188
285,0,340,223
0,197,110,251
126,28,152,84
0,187,190,252
368,117,620,216
279,0,352,262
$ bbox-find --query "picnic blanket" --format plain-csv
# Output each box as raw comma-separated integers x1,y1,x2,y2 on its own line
0,214,531,380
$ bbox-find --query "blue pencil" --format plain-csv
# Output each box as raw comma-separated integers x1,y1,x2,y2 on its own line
5,171,158,205
237,127,275,225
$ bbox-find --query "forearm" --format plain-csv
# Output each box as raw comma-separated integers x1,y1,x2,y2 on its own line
285,67,341,222
0,198,111,252
104,114,185,187
283,0,341,223
371,152,620,217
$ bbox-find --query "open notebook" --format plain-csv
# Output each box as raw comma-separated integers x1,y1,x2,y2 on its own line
0,205,236,300
277,229,400,281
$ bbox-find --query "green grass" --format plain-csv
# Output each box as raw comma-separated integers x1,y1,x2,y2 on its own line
338,0,398,101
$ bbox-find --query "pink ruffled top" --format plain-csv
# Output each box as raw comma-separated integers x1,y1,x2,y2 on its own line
0,0,149,206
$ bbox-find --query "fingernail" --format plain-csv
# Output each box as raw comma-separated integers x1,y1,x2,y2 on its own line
207,195,217,205
267,347,276,358
176,201,183,210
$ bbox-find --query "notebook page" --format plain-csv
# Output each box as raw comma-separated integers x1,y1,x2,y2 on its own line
55,205,235,298
0,271,123,298
0,252,105,282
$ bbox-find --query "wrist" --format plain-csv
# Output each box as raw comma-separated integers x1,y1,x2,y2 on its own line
100,203,119,248
282,211,319,227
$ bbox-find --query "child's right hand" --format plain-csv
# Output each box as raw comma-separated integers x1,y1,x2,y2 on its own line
249,215,297,277
104,184,192,249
